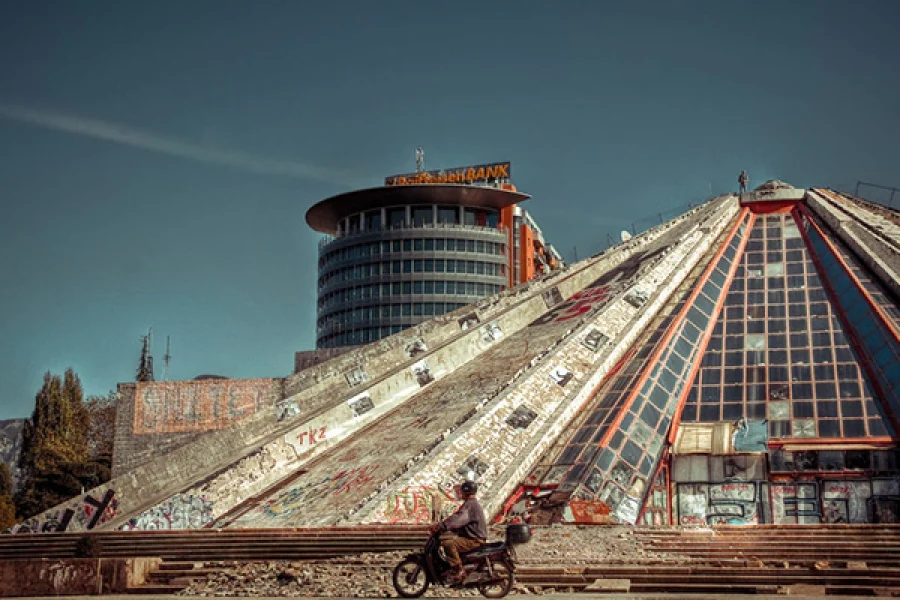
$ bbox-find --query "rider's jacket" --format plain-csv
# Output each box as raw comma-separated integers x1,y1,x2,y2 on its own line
443,497,487,542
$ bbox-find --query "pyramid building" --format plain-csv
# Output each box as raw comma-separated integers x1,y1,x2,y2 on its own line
8,183,900,534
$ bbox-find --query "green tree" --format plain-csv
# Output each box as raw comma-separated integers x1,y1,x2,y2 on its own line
15,369,93,520
0,464,16,530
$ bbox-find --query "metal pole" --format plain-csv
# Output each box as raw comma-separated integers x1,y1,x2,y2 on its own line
890,189,896,208
855,181,860,197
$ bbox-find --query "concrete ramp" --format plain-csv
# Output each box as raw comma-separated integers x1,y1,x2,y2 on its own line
209,197,736,527
9,196,730,534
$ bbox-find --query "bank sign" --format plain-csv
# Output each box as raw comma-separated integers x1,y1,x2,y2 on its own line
385,161,511,186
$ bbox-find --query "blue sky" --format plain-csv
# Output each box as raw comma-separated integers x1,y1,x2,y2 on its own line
0,1,898,419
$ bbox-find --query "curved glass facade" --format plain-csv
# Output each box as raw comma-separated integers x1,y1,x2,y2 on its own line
316,206,508,348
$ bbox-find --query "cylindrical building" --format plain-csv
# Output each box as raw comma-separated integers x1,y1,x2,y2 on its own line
305,162,561,349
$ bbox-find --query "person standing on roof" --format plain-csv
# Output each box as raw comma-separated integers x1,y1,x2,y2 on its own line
738,170,749,194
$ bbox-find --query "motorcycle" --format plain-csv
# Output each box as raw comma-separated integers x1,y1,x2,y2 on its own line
392,523,531,599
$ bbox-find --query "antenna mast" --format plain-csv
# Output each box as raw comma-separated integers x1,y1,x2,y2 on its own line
415,147,425,173
164,335,171,381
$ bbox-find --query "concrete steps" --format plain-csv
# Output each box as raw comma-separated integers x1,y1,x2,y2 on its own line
5,524,900,596
0,526,427,560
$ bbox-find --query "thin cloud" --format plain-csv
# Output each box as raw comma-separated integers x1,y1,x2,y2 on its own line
0,103,367,188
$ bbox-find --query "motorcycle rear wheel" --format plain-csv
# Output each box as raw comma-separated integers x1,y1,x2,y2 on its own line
392,558,429,598
477,559,514,599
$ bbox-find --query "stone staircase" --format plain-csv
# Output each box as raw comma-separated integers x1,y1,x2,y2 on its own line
128,561,225,595
0,525,426,561
515,524,900,595
3,524,900,596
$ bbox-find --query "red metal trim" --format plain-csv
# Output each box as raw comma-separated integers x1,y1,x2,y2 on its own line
741,200,798,214
667,209,755,444
796,204,900,344
792,206,900,437
596,208,754,449
769,436,895,447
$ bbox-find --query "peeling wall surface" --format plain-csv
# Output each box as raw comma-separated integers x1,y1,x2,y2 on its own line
112,378,284,475
0,558,160,597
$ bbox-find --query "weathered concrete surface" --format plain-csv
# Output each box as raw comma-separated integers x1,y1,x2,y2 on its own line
807,188,900,302
112,205,713,531
0,557,160,596
352,198,739,525
112,378,285,476
213,198,735,528
10,196,724,535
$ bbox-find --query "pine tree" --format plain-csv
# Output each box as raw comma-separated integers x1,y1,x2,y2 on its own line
15,370,93,520
0,464,15,530
0,463,12,498
136,332,154,382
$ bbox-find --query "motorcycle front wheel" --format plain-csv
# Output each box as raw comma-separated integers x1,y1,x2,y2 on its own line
392,558,429,598
477,559,514,599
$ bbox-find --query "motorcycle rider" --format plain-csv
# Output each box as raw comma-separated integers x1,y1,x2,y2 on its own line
428,479,487,584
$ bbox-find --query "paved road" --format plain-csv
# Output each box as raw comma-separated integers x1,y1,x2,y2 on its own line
14,595,881,600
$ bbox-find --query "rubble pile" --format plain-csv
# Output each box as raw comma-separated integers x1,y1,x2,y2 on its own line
512,525,665,564
178,526,668,597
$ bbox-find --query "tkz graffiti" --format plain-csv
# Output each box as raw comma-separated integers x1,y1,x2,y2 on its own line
122,494,214,530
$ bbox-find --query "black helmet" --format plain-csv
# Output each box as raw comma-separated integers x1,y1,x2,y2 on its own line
460,480,478,495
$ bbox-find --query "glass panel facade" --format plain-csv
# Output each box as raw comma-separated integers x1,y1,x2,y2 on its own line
542,212,751,520
681,212,893,439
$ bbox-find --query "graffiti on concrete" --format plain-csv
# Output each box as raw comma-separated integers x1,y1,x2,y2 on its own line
7,489,119,534
375,486,455,524
133,379,280,434
707,482,759,525
771,482,820,524
481,323,503,344
822,480,871,523
532,247,668,326
238,465,379,526
7,508,69,534
122,494,214,530
286,425,328,454
676,482,762,526
76,489,119,530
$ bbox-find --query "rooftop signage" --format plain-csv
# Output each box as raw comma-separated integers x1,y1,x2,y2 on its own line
385,161,511,186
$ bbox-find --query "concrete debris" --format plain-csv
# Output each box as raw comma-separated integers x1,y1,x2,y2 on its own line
178,526,664,597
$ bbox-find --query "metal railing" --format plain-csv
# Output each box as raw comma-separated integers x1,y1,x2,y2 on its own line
855,181,899,208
